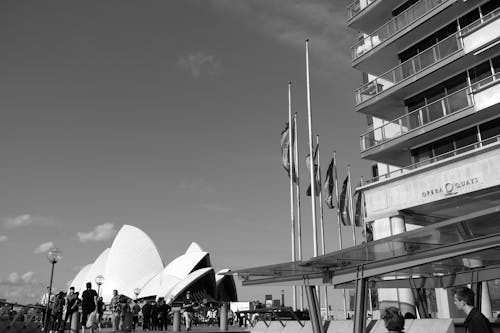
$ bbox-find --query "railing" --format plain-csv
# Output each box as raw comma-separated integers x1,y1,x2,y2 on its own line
460,6,500,35
347,0,377,21
355,32,462,105
351,0,447,60
364,133,500,185
0,301,44,332
360,85,473,151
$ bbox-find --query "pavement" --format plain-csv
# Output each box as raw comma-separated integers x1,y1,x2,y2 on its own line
97,326,250,333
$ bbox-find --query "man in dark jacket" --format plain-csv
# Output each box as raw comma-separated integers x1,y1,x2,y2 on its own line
453,286,493,333
141,301,152,331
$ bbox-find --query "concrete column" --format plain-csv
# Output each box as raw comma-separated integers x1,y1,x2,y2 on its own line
173,309,181,332
373,216,416,316
70,311,80,333
481,281,492,318
220,303,228,331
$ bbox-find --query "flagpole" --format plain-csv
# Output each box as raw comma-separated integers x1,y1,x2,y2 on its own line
316,135,329,319
360,175,373,317
333,152,348,319
294,113,304,311
288,81,297,311
347,165,357,245
305,39,318,258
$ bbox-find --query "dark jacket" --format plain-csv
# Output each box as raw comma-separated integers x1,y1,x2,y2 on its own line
464,308,493,333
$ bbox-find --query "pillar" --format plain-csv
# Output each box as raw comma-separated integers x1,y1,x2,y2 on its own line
220,302,228,331
373,216,416,316
173,309,181,332
70,311,80,333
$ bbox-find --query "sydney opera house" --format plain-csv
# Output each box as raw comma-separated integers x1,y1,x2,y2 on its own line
70,225,237,304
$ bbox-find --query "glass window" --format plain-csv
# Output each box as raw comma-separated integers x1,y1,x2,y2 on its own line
458,8,480,29
480,0,500,16
454,127,478,150
480,117,500,140
444,73,468,93
491,55,500,74
392,0,420,16
433,137,454,156
412,144,433,163
469,60,492,84
436,22,458,41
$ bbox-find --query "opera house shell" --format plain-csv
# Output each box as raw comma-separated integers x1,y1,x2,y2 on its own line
70,225,237,304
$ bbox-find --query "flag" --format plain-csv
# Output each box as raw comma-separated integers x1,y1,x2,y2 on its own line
280,123,298,183
353,188,364,227
339,176,351,225
324,158,335,209
306,144,320,196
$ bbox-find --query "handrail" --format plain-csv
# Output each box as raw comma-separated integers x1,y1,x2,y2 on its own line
355,31,462,105
347,0,376,21
364,133,500,185
351,0,447,60
360,85,474,151
354,6,500,105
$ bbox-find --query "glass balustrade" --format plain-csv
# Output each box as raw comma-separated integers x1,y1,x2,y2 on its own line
351,0,447,60
360,86,473,151
347,0,377,20
355,33,462,105
364,134,500,184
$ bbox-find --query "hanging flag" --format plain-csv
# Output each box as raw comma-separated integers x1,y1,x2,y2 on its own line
324,157,335,209
280,123,298,183
353,188,364,227
339,176,351,225
306,144,320,196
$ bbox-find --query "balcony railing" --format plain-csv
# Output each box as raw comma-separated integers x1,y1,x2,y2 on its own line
347,0,377,21
365,133,500,185
355,32,463,105
351,0,447,60
460,6,500,35
360,85,473,151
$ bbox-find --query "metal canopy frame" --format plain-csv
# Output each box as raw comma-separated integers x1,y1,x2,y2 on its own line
230,205,500,333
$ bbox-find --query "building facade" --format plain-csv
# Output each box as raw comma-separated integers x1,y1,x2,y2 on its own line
348,0,500,318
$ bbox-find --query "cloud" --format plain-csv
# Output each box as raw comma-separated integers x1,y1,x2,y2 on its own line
177,178,215,193
3,214,58,229
0,235,7,242
210,0,354,74
177,52,222,79
34,241,55,254
199,204,233,213
0,271,44,304
77,223,116,243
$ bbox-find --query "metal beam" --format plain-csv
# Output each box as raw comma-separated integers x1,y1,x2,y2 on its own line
353,272,367,333
335,264,500,289
305,286,323,333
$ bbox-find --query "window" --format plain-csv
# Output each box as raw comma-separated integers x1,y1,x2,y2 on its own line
434,137,454,156
480,0,500,16
458,8,480,29
480,117,500,140
469,60,493,84
454,127,478,151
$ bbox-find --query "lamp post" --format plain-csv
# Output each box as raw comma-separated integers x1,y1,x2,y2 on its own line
134,288,140,300
44,247,62,332
95,275,104,297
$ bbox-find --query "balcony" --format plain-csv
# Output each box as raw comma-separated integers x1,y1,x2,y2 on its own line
355,32,463,106
360,86,473,152
362,134,500,221
347,0,377,22
351,0,449,61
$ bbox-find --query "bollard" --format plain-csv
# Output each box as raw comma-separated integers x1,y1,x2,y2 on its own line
173,309,181,332
219,302,228,331
70,311,80,333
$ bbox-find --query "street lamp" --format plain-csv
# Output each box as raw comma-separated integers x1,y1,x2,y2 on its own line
95,275,105,297
134,288,141,300
44,247,62,332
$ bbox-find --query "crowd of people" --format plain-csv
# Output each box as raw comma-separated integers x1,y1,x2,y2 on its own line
39,285,230,333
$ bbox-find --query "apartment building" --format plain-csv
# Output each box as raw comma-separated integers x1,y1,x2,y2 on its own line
347,0,500,318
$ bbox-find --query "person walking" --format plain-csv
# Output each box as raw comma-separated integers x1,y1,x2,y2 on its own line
141,301,152,331
182,291,195,331
63,287,78,332
50,291,65,332
81,282,98,333
96,297,105,332
110,290,121,332
453,286,493,333
132,300,141,331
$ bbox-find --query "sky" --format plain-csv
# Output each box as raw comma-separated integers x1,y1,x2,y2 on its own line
0,0,370,305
